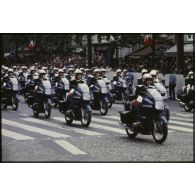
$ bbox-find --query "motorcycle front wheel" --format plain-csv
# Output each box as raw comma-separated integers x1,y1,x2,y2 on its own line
100,100,108,115
108,99,113,108
65,111,73,125
81,108,92,127
152,121,168,144
12,96,18,111
44,103,51,118
184,104,192,112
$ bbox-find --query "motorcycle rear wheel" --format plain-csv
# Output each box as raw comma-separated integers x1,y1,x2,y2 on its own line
152,121,168,144
12,96,18,111
125,126,137,138
184,104,192,112
45,103,51,118
100,100,108,115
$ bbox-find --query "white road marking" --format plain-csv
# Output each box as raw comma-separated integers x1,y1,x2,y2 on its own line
169,120,193,127
52,117,126,135
103,115,120,120
168,125,193,133
51,117,104,136
54,140,87,155
176,113,193,118
170,116,193,122
92,117,119,125
2,129,35,140
2,119,70,138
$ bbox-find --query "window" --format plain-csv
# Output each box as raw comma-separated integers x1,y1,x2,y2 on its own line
187,34,193,40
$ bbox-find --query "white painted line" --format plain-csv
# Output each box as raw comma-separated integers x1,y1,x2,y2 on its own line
54,140,87,155
169,120,193,127
176,113,193,118
170,116,193,122
2,129,35,140
53,116,126,135
2,119,70,138
21,117,65,130
92,117,119,125
168,125,193,133
103,115,120,120
19,113,29,117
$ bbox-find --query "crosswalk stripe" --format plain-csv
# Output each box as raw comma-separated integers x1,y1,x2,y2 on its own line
168,125,193,133
176,113,193,118
170,116,193,122
2,129,35,140
92,117,119,125
169,120,193,127
103,115,120,120
71,128,104,136
2,119,70,138
52,117,126,135
54,140,87,155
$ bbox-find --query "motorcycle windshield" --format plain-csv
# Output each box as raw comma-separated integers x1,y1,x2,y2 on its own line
78,83,91,101
147,88,164,110
97,80,108,94
10,77,19,91
42,80,52,95
62,78,70,90
154,82,168,100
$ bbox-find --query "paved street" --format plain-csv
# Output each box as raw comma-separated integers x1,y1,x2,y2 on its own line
1,96,194,162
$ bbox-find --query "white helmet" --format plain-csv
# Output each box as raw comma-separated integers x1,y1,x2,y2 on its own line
39,70,46,74
8,68,13,73
142,73,152,82
141,69,148,74
30,67,36,72
150,70,157,76
101,68,106,72
74,69,82,74
116,69,122,73
58,69,64,73
21,66,27,69
42,66,47,70
188,71,193,76
94,68,100,73
80,68,84,72
123,69,127,72
13,66,17,69
4,67,9,71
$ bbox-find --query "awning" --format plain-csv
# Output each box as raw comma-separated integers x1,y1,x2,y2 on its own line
165,44,193,56
129,44,165,58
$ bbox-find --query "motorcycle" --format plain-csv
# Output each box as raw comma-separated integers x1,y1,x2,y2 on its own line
102,77,113,108
177,85,194,112
119,86,168,144
24,79,35,103
59,83,92,127
112,78,129,104
53,77,70,108
31,80,53,118
1,77,19,111
90,79,109,115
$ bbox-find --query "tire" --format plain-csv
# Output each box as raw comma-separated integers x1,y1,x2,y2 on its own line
44,103,51,118
121,93,125,104
33,110,39,117
152,121,168,144
184,104,192,112
81,108,92,127
108,99,113,108
65,111,73,125
100,100,108,115
12,96,18,111
125,126,137,138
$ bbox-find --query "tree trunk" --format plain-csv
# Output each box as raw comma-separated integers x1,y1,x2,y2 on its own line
176,34,184,73
0,34,4,64
152,33,156,69
87,34,92,68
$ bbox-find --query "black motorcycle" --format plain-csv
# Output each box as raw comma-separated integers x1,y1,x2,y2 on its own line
30,80,53,118
1,77,19,111
59,83,92,127
90,79,109,115
119,86,168,144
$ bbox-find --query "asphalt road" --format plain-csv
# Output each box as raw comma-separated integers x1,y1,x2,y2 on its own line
1,96,194,162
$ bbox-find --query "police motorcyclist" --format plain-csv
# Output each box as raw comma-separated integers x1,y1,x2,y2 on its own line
137,68,148,85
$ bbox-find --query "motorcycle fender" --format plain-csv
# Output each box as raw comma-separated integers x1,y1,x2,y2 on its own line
159,115,167,124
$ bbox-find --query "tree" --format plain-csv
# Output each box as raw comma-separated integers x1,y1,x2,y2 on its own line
176,34,184,72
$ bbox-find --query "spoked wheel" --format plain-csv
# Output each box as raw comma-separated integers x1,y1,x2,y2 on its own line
81,108,92,127
100,100,108,115
33,104,39,117
184,104,192,112
125,126,137,138
65,111,74,125
12,96,18,111
44,103,51,118
152,120,168,144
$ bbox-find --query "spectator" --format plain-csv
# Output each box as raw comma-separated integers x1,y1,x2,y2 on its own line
169,70,177,100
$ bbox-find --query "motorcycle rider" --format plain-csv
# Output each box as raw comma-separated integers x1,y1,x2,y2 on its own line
150,70,159,84
137,69,148,85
